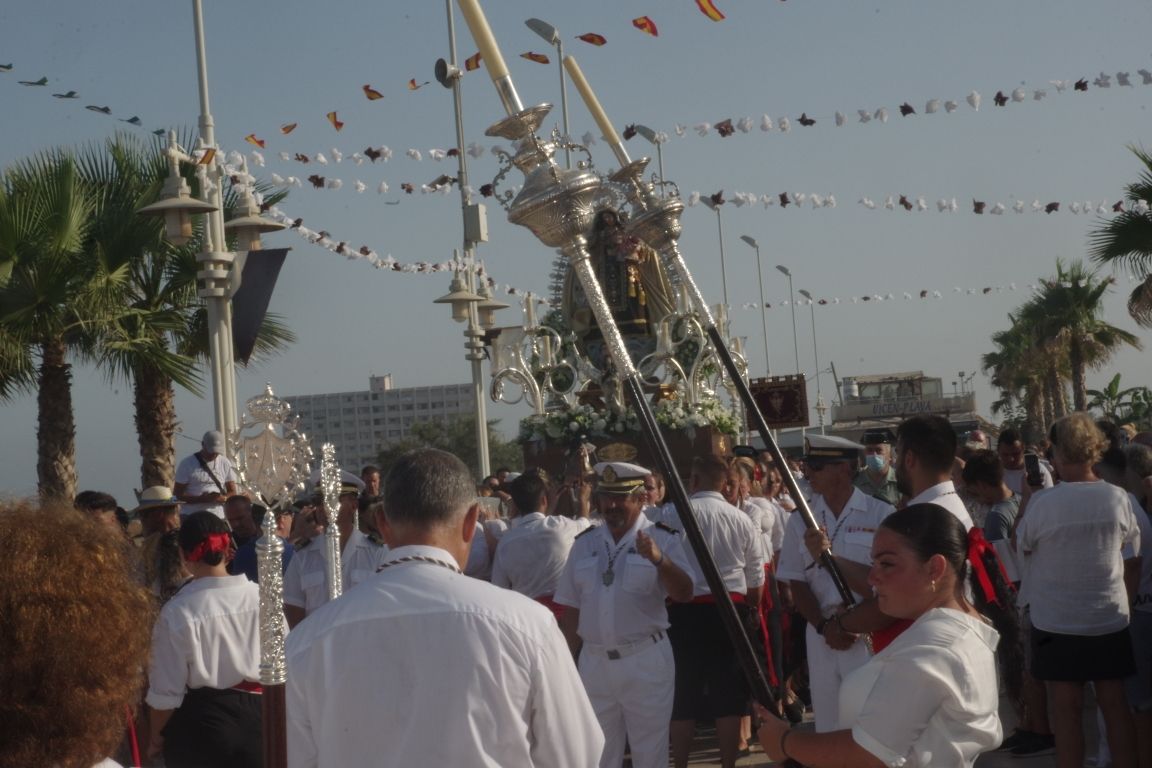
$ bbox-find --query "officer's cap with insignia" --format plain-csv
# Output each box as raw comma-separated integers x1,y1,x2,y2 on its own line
803,434,864,467
592,461,650,495
860,428,896,446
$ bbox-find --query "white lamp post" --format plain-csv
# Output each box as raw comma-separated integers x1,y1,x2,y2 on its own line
525,17,571,169
435,0,506,477
138,1,283,448
775,265,800,375
738,235,772,376
798,288,825,434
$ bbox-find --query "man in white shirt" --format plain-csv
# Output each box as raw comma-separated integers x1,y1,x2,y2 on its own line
174,430,238,518
286,449,604,768
491,471,590,613
663,454,766,768
555,461,694,768
778,435,894,732
998,428,1054,493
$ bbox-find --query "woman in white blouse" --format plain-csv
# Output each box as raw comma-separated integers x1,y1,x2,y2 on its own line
757,503,1021,767
146,511,266,767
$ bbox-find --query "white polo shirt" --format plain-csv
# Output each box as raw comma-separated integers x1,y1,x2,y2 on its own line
659,491,765,596
491,512,591,598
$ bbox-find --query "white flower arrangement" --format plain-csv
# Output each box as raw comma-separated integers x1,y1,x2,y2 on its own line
518,396,737,443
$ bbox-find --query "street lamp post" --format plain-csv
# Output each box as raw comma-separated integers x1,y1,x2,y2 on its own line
775,265,800,375
700,196,729,316
633,124,664,185
738,235,771,376
436,0,506,478
798,288,825,434
139,1,287,447
525,18,570,169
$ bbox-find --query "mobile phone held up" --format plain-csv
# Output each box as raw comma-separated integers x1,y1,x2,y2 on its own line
1024,453,1043,487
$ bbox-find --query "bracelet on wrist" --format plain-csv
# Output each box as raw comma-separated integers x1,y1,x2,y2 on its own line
815,617,829,635
833,613,847,634
653,552,665,566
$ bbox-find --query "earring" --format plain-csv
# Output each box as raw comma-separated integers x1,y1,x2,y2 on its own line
930,579,937,593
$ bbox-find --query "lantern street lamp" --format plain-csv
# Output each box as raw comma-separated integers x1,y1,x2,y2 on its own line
798,288,825,434
738,235,772,376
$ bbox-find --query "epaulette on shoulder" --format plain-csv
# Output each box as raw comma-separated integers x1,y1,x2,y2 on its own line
575,526,597,539
295,537,312,550
655,521,681,535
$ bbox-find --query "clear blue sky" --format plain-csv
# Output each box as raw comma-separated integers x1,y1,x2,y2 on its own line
2,0,1150,504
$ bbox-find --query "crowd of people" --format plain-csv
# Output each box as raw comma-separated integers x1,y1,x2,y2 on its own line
3,414,1150,768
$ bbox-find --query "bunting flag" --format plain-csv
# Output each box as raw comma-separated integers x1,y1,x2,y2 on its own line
326,111,344,131
408,78,429,90
197,148,217,166
244,134,265,148
362,84,384,100
464,52,482,71
576,33,607,46
632,16,659,36
520,52,550,65
696,0,726,22
280,123,297,134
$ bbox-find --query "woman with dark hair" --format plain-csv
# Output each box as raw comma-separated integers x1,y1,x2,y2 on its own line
145,510,267,768
758,503,1021,767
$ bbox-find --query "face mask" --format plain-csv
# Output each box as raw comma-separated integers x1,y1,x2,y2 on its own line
865,454,887,472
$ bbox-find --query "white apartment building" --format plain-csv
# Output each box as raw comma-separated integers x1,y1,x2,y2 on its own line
283,374,477,471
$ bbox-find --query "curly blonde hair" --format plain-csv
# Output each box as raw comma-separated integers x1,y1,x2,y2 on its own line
0,501,154,768
1049,412,1110,466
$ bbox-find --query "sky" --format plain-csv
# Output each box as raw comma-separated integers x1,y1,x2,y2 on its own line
2,0,1150,505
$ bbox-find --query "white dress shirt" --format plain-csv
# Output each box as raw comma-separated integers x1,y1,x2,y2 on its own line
491,512,591,598
341,529,390,591
908,481,975,530
742,496,779,565
776,487,894,613
283,540,330,616
838,608,1002,767
146,575,263,710
660,491,765,596
286,544,604,768
555,515,692,647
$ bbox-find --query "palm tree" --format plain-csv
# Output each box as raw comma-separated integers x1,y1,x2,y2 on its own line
1021,259,1142,412
982,315,1054,439
1089,146,1152,327
0,150,98,501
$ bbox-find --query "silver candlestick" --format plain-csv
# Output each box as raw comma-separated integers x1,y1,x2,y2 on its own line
319,443,342,602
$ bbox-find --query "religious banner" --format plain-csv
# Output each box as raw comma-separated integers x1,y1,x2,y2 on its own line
749,374,809,429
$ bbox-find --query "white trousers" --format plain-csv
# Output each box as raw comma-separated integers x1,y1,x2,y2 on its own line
805,623,872,732
579,637,675,768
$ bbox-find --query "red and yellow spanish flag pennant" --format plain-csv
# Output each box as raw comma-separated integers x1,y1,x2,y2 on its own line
576,32,607,46
695,0,725,21
363,84,384,100
280,122,297,134
198,147,218,165
520,51,550,65
408,78,429,90
242,135,263,149
464,52,482,71
327,111,344,131
632,16,658,37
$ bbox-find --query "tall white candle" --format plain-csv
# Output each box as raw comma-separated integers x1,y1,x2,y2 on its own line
456,0,510,82
563,55,621,147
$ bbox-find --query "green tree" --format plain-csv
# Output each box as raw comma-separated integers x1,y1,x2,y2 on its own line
1019,259,1141,412
982,314,1057,437
1087,373,1152,428
0,150,98,501
376,415,523,481
1089,146,1152,327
